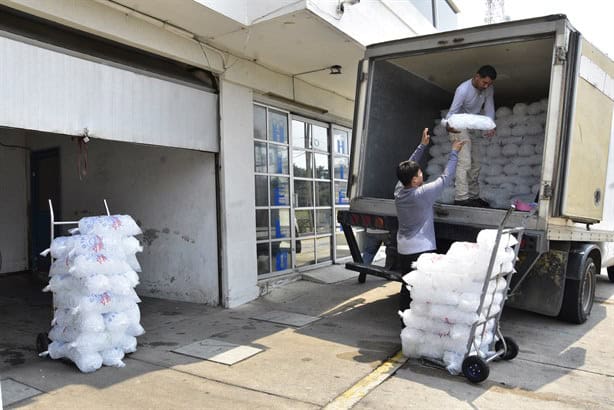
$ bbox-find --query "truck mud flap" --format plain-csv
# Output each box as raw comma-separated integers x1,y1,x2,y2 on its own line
507,249,568,316
345,262,403,282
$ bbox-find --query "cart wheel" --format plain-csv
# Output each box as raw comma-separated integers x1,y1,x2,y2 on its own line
462,356,490,383
358,272,366,283
495,336,519,361
36,333,50,354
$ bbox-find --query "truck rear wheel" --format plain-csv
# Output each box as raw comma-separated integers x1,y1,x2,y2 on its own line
559,256,596,324
607,266,614,283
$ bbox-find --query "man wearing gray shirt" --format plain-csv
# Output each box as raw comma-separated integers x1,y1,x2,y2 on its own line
445,65,497,207
394,128,464,311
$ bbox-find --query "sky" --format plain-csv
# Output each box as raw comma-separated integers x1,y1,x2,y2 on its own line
454,0,614,58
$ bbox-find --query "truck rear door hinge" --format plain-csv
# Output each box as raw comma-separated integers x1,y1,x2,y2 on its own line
542,182,553,199
554,46,567,64
359,71,367,82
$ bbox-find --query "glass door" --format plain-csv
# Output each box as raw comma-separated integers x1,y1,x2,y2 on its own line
291,117,333,268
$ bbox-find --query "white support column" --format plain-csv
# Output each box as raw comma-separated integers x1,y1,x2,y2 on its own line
218,79,260,307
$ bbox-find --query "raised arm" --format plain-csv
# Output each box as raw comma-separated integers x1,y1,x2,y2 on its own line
418,140,464,202
408,128,430,163
394,129,430,196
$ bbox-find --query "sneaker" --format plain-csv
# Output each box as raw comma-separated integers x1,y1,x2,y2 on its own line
454,198,490,208
471,198,490,208
453,199,474,206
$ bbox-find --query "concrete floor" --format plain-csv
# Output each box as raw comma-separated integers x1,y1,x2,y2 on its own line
1,265,613,409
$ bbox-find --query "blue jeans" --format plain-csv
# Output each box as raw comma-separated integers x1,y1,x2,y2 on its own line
362,234,383,264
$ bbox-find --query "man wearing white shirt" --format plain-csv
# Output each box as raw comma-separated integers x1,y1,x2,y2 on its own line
445,65,497,207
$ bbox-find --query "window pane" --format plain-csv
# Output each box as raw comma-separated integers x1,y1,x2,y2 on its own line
256,210,269,240
295,238,315,267
271,240,292,272
316,181,331,206
409,0,434,25
269,110,288,143
292,120,308,148
335,181,349,205
335,231,351,259
314,153,330,179
312,125,329,151
271,208,291,239
295,209,315,237
268,144,289,175
255,175,268,206
316,236,331,263
254,105,267,140
316,209,332,234
294,180,314,207
333,157,349,180
254,141,267,173
270,177,290,206
293,150,312,178
436,0,457,30
333,129,349,155
257,243,270,275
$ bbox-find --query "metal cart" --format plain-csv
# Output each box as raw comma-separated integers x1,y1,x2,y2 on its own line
35,199,111,356
459,206,525,383
417,206,527,383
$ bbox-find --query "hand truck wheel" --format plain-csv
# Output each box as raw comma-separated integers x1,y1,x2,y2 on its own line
462,355,490,383
495,336,519,361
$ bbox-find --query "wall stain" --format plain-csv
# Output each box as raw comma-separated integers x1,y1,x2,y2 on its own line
170,276,175,283
162,228,170,234
181,235,191,243
173,231,180,235
142,229,160,246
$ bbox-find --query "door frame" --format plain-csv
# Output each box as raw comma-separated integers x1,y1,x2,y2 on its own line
30,147,60,273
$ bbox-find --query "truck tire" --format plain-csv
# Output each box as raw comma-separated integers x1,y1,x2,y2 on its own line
559,256,596,324
607,266,614,283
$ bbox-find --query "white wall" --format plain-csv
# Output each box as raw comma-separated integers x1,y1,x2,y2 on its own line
27,133,219,304
218,80,259,307
0,129,28,273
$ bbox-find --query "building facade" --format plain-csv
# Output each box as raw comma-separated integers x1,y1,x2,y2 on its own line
0,0,458,307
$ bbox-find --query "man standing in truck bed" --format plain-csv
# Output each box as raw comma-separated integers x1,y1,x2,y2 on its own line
445,65,497,208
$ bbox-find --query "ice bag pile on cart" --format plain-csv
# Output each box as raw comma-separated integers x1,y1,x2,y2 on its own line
42,215,144,373
399,229,518,374
426,99,547,208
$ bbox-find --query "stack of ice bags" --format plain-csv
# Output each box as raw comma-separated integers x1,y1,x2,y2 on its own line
42,215,144,373
426,99,548,208
399,229,518,374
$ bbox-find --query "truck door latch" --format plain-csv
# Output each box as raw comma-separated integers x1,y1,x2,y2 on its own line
554,46,567,64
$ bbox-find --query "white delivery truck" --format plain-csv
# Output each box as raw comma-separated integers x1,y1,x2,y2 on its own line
338,15,614,324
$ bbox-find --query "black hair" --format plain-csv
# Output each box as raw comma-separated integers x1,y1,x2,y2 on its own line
477,65,497,80
397,160,421,186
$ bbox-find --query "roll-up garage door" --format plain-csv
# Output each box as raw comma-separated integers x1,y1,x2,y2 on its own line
0,32,218,152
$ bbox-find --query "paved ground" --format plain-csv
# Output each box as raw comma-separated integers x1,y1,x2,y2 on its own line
1,265,613,409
